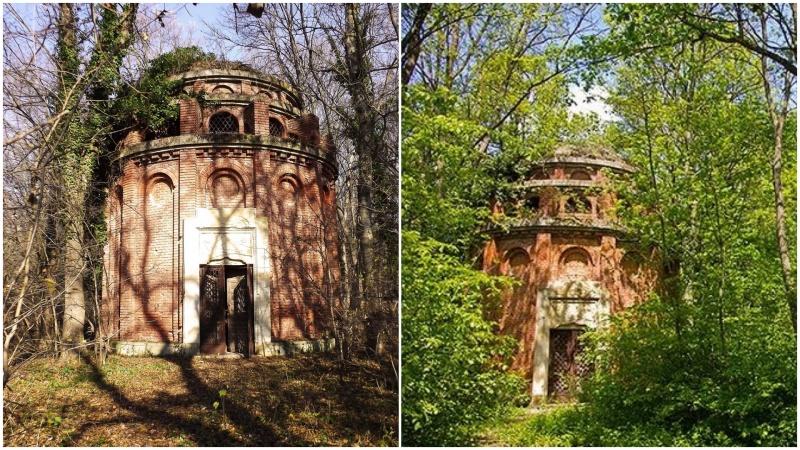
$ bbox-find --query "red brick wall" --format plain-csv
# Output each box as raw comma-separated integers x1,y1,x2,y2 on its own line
482,163,657,380
106,151,338,344
114,159,181,342
106,72,339,346
179,99,200,135
264,159,335,340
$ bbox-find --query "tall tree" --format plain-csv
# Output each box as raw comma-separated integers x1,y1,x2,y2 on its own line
208,3,399,357
58,3,139,349
597,3,797,330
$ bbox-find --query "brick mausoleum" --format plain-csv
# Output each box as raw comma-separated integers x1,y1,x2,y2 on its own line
102,65,339,356
482,145,657,400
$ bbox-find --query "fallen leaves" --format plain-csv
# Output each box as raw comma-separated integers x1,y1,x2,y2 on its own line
4,353,397,446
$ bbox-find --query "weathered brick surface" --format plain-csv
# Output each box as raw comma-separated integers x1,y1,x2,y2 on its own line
482,156,658,380
104,69,338,345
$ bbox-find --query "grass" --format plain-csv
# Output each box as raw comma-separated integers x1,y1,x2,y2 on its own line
3,352,397,446
479,404,587,447
478,403,701,447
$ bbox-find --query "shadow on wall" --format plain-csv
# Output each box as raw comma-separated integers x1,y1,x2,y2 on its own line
114,154,337,347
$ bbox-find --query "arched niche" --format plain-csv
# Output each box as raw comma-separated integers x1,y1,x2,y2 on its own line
206,169,246,208
146,174,174,208
505,248,530,279
559,247,592,280
211,85,234,94
570,169,592,180
278,173,302,199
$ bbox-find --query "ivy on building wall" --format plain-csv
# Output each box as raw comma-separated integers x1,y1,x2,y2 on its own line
114,46,216,138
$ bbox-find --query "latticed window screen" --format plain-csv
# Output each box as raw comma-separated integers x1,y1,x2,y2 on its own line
209,112,238,134
269,118,285,137
548,329,593,398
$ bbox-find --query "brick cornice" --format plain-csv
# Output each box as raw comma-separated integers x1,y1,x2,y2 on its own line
119,134,336,174
170,69,302,108
485,216,627,238
534,156,635,173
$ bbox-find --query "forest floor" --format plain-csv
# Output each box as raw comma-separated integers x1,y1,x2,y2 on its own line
478,404,583,447
3,352,398,446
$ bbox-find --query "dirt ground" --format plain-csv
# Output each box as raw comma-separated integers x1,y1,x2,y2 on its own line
3,352,398,446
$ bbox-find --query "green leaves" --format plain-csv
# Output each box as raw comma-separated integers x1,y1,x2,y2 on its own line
114,46,215,138
573,11,797,445
401,232,525,445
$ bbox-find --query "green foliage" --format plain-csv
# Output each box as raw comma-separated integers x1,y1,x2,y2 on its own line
401,5,615,446
403,3,796,446
401,85,495,250
577,296,796,446
401,231,526,446
114,46,215,137
569,9,798,447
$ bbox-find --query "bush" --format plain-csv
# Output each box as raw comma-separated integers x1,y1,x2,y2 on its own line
580,297,797,446
401,231,526,446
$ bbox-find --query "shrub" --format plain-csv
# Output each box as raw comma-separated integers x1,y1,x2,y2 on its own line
401,231,526,446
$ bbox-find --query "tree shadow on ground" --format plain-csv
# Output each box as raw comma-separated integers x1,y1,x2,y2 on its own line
74,352,290,446
3,352,397,446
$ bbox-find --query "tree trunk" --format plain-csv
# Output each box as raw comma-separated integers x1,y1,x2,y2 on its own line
61,154,92,348
61,192,87,347
401,4,431,85
758,11,797,332
769,115,796,331
57,3,140,351
343,3,382,353
55,2,85,351
343,3,377,301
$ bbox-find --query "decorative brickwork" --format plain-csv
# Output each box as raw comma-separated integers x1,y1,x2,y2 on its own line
482,145,657,399
103,67,339,355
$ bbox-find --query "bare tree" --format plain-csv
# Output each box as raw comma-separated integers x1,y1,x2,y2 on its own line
2,3,190,382
207,3,399,358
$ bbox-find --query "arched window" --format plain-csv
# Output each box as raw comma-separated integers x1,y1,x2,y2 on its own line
208,112,239,134
286,95,300,109
525,195,540,212
560,247,592,280
564,195,591,214
269,118,285,137
532,168,549,180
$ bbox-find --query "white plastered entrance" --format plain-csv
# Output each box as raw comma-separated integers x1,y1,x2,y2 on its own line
183,207,271,353
531,278,610,398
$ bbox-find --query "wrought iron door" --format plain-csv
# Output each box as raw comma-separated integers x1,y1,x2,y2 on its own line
227,265,254,356
199,265,227,354
548,328,592,398
199,264,254,355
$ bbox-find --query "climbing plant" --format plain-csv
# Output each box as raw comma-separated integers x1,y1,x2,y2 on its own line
114,46,216,137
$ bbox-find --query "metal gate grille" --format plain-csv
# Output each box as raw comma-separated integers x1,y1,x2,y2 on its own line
269,118,285,137
548,329,592,398
232,278,250,355
209,112,238,133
